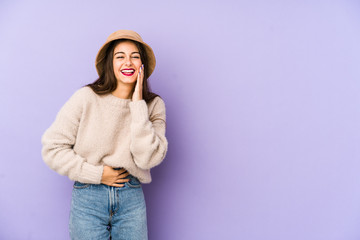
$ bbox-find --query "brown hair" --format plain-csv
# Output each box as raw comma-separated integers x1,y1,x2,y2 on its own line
86,39,159,103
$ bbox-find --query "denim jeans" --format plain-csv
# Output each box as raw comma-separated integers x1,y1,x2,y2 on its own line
69,175,148,240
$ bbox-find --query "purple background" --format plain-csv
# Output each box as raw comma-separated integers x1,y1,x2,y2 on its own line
1,0,360,239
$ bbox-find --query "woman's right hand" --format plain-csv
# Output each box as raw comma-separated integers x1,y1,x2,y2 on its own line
101,166,130,187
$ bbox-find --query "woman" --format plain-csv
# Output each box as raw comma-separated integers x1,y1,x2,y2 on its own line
41,30,168,239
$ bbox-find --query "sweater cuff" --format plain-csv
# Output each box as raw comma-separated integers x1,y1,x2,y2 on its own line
129,100,149,122
78,163,104,184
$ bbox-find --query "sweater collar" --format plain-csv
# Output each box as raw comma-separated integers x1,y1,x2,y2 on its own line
101,92,132,107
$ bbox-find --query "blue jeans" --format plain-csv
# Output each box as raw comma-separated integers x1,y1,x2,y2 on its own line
69,175,148,240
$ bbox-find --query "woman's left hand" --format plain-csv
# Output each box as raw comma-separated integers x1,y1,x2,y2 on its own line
132,64,144,101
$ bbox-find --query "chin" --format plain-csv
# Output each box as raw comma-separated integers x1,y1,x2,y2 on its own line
118,78,137,84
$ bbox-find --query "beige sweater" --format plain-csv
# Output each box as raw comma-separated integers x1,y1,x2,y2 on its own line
41,86,168,184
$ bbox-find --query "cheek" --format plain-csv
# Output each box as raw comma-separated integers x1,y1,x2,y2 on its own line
113,63,121,77
113,62,123,75
113,60,119,69
136,61,142,68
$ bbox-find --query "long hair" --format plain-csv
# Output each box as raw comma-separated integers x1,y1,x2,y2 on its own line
86,39,159,103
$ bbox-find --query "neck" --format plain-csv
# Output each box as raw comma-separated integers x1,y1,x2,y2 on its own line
111,82,135,99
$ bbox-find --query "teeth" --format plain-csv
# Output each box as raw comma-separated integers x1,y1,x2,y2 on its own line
121,69,134,73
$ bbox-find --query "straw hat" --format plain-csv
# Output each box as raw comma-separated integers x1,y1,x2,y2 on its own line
95,30,156,77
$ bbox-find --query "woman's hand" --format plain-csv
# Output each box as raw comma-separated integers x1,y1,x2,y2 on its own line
132,64,144,101
101,166,130,187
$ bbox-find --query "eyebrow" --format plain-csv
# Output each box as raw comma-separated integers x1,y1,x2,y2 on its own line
114,51,140,55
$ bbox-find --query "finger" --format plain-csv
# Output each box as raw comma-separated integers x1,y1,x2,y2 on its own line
135,74,139,90
112,183,125,188
116,168,128,174
118,172,130,178
137,65,142,83
140,64,144,84
115,178,130,184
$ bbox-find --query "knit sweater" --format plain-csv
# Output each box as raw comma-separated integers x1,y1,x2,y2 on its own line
41,86,168,184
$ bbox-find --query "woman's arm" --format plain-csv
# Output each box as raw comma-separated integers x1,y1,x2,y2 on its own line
129,97,168,170
41,88,104,184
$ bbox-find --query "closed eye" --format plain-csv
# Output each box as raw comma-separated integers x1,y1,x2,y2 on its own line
115,56,139,59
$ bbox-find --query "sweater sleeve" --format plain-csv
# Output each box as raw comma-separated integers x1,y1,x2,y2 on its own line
129,97,168,170
41,88,104,184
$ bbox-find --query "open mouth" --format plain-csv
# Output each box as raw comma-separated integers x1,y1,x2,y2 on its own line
121,68,135,76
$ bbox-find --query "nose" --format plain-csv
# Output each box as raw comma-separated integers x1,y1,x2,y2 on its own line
125,57,133,66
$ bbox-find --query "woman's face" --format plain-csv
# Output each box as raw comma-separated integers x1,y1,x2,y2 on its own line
113,40,142,86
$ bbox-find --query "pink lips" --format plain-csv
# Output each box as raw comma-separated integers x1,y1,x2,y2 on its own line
121,68,135,76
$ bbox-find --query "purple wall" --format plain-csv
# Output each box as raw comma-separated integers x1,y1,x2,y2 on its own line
1,0,360,239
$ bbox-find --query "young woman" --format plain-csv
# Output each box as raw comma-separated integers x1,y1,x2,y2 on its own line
41,30,168,239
